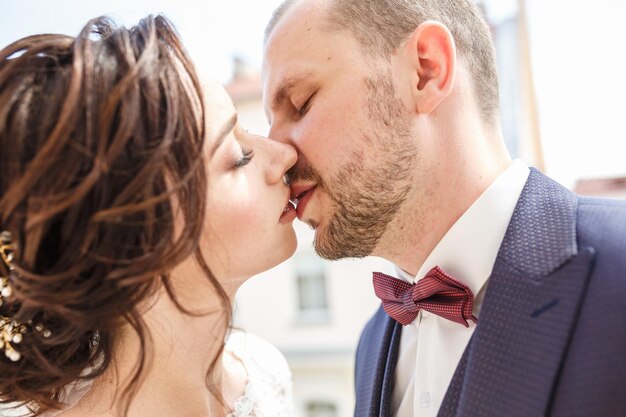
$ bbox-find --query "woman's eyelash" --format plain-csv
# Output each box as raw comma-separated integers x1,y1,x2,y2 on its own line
234,148,254,168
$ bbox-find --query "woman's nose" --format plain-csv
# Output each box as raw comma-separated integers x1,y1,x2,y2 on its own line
264,138,298,185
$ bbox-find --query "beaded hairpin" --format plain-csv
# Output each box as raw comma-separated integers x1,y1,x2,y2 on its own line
0,230,51,362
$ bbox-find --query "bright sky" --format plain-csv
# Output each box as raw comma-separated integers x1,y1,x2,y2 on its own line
2,0,625,184
525,0,626,184
0,0,284,83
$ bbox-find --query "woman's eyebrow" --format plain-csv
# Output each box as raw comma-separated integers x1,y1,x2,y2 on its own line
210,113,238,157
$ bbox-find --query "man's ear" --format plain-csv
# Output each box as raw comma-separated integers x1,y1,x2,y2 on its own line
404,21,456,115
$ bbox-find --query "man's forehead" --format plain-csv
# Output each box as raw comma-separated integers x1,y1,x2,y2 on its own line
262,17,324,109
265,0,330,50
262,0,342,112
273,0,328,30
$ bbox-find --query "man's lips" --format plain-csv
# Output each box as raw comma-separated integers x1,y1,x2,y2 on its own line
290,184,317,219
290,184,315,202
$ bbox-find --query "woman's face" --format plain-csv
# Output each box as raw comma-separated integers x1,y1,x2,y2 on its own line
202,82,298,283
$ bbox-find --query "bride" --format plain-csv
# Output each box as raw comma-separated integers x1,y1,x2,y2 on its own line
0,15,296,417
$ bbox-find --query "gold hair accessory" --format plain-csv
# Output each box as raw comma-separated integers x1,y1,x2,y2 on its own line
0,231,51,362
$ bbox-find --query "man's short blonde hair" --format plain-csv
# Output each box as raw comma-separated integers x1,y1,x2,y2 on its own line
266,0,499,125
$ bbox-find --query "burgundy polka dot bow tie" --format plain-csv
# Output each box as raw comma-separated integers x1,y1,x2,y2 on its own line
373,266,478,326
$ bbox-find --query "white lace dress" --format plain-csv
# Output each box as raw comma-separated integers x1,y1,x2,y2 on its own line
1,332,293,417
226,331,293,417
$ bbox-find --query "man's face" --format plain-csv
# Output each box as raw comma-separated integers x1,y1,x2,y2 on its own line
263,2,419,259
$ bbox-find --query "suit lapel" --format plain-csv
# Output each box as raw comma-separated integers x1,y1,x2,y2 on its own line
454,247,595,416
355,307,402,417
440,169,596,416
379,320,402,416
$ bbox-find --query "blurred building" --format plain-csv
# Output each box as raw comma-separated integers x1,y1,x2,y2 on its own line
574,177,626,199
226,58,388,417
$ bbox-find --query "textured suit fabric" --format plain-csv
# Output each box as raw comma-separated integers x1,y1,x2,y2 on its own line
548,199,626,417
438,337,471,417
354,306,401,417
354,169,626,417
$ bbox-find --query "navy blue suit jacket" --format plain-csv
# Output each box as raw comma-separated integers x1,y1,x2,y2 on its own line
354,169,626,417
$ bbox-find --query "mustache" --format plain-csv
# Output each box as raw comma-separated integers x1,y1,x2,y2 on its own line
286,160,323,184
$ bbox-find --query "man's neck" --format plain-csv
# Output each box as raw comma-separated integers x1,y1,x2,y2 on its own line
376,154,512,277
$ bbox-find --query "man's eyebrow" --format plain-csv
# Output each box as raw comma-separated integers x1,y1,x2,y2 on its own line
266,72,314,122
210,113,238,157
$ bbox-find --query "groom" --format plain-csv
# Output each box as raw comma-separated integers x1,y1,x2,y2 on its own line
262,0,626,416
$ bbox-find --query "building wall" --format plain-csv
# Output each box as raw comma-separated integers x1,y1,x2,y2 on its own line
234,225,387,417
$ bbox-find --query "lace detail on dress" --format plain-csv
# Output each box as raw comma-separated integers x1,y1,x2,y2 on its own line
226,331,293,417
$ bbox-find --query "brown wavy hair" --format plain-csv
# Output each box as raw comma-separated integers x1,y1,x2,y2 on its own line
0,15,230,415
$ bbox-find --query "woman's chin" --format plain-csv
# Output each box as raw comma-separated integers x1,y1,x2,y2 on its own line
251,233,298,277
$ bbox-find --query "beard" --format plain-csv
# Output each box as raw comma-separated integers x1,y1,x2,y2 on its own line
290,69,417,259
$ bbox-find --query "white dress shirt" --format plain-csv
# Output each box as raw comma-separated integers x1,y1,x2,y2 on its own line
391,159,530,417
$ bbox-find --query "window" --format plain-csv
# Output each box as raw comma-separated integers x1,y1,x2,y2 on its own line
306,401,338,417
295,251,329,322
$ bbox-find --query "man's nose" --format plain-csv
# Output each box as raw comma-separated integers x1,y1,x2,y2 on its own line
268,122,293,147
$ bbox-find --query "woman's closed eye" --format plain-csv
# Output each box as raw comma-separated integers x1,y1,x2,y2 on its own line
234,148,254,168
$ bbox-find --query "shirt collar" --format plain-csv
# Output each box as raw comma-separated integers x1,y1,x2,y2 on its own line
396,159,530,296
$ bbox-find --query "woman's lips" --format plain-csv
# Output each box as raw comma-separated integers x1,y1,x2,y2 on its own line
279,200,297,223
